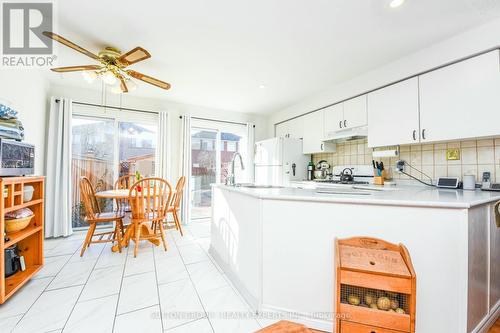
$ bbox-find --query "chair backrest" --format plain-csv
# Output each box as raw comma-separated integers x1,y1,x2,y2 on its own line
115,174,138,190
171,176,186,209
129,177,173,222
80,177,101,220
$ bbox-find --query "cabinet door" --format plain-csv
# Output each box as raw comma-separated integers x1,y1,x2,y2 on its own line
275,117,303,139
419,50,500,142
275,122,289,138
343,95,367,129
324,104,344,137
302,110,326,154
367,78,420,147
287,117,304,139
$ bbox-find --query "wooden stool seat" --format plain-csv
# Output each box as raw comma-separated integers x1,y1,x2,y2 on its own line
256,321,313,333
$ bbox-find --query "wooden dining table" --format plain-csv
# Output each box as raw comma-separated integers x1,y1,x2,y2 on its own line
95,189,175,252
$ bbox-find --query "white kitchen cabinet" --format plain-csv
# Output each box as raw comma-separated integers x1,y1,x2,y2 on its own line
419,50,500,143
323,96,367,139
367,78,420,147
302,110,335,154
275,116,304,139
343,95,367,129
324,104,344,137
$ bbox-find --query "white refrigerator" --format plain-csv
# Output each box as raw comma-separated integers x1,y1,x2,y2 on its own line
254,137,309,186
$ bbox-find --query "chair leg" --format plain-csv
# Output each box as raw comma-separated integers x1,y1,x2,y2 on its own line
134,223,141,258
173,211,184,236
158,222,168,252
80,223,96,257
115,219,122,253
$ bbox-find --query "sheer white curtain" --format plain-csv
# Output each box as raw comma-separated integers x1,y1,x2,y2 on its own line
155,111,169,180
45,97,73,238
180,115,191,224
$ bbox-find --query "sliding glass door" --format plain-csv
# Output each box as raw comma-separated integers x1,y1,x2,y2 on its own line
189,120,249,220
71,104,159,229
190,128,218,219
71,116,115,228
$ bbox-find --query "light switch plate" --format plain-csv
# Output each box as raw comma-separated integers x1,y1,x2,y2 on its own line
446,148,460,161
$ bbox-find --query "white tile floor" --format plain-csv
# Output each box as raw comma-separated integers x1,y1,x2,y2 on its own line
0,220,271,333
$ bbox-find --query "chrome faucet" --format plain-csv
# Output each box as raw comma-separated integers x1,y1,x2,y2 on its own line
226,152,245,186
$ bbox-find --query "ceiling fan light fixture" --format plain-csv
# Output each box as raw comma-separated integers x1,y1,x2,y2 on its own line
102,71,117,85
82,70,97,83
110,84,123,94
127,79,137,92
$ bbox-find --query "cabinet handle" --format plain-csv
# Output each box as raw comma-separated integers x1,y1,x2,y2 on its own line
422,129,426,140
339,121,342,129
412,130,416,141
344,120,347,128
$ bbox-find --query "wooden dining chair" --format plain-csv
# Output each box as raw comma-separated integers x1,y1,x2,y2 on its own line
164,176,186,236
128,177,173,257
79,177,125,256
114,174,138,214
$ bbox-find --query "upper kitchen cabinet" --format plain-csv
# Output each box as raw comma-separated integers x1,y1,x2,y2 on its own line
419,50,500,143
323,95,368,140
324,104,344,137
343,95,368,129
367,78,420,147
275,116,304,139
302,110,335,154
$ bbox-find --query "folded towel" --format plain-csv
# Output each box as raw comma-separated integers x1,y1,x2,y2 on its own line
0,104,18,120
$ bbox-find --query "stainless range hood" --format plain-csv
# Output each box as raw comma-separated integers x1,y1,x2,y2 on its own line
323,125,368,143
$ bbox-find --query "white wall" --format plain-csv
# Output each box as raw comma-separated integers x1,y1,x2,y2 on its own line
48,84,270,181
0,69,49,174
269,17,500,133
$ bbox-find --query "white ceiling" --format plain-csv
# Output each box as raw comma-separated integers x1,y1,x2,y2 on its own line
48,0,500,114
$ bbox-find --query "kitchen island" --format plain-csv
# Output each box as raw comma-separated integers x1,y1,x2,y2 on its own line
209,184,500,333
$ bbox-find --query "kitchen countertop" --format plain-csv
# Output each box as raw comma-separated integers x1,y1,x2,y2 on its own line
214,183,500,209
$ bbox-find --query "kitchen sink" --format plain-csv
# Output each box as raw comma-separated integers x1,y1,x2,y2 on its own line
235,184,284,189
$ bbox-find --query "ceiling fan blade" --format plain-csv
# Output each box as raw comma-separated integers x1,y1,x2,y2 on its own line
119,77,129,93
117,47,151,67
127,70,171,90
50,65,102,73
43,31,100,61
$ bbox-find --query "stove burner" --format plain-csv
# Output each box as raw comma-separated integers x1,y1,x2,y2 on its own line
314,179,369,185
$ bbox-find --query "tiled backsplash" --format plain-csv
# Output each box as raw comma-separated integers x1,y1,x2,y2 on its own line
312,137,500,183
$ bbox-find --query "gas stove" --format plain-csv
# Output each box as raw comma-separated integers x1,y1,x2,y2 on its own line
314,179,369,185
313,165,373,185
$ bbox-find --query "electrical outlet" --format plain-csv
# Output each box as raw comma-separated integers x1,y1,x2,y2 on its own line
446,148,460,161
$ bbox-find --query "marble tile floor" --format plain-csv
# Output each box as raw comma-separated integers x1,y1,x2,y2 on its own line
0,219,271,333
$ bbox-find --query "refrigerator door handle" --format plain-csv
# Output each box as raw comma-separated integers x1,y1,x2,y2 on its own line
292,163,296,176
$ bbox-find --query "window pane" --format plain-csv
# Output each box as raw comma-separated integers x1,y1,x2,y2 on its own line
71,117,115,229
190,129,217,219
119,122,157,178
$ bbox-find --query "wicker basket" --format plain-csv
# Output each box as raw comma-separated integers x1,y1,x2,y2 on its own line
5,215,34,233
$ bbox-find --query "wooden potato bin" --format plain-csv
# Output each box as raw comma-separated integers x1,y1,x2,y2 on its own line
335,237,416,333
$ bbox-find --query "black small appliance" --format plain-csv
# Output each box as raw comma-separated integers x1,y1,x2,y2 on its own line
4,244,20,277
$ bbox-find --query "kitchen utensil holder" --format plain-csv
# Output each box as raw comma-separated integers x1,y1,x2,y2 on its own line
373,176,384,185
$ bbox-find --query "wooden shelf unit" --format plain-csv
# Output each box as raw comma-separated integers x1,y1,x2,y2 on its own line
335,237,416,333
0,176,44,304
